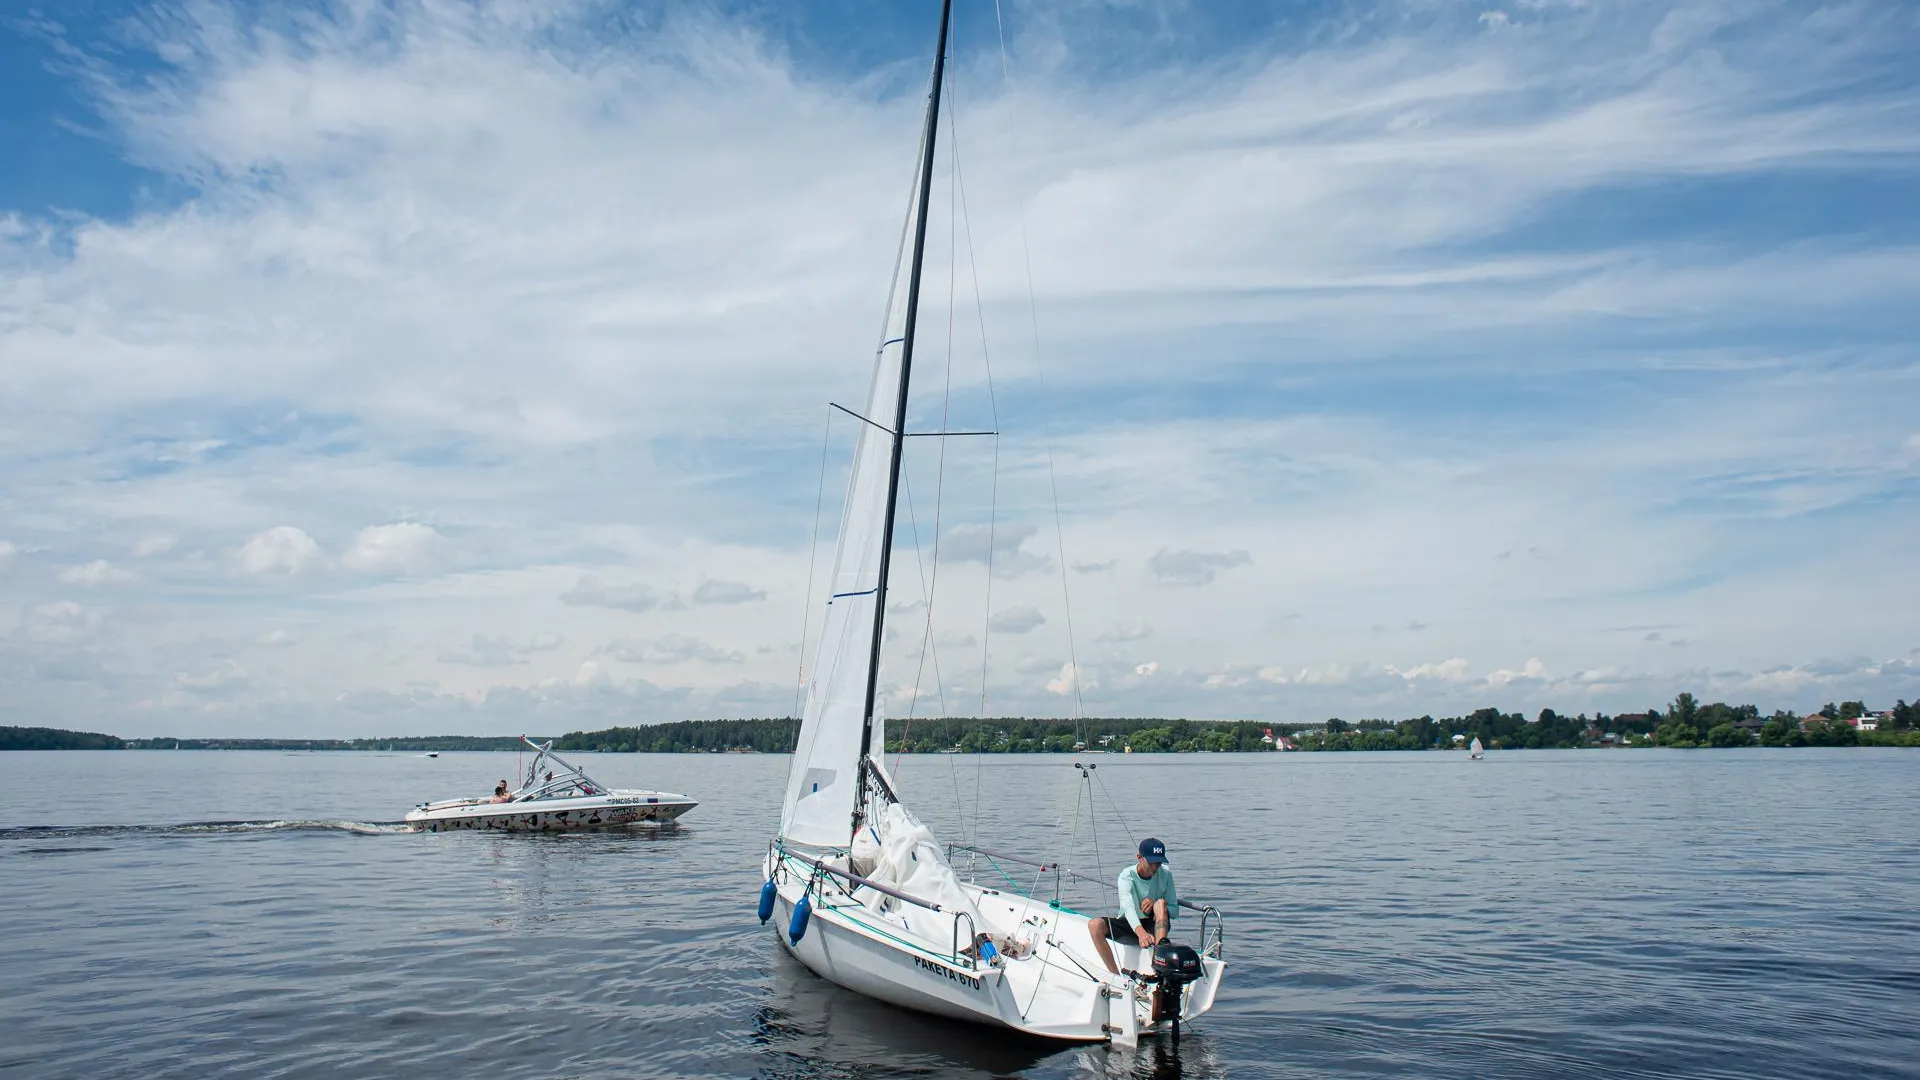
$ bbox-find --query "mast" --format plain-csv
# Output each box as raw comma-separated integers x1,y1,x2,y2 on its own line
854,0,954,830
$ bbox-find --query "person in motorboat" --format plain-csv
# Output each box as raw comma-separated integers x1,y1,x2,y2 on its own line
490,780,512,803
1088,837,1177,973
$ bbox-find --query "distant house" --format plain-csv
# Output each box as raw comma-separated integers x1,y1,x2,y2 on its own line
1259,727,1297,751
1851,716,1880,732
1601,733,1623,745
1734,717,1765,734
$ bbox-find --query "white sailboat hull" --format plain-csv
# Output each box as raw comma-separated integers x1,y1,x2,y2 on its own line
765,866,1224,1044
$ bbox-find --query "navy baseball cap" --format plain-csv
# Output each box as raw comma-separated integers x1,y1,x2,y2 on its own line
1138,837,1169,864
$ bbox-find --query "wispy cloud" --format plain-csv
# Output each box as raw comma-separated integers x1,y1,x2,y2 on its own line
987,606,1047,635
560,577,685,614
692,579,768,605
1148,548,1253,587
0,0,1915,734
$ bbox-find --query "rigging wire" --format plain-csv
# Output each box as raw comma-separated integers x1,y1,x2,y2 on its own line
791,406,837,719
1092,767,1138,849
896,471,948,725
898,56,964,777
988,0,1088,750
934,36,1007,853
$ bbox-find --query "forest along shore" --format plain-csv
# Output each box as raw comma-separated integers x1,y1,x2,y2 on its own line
6,696,1917,754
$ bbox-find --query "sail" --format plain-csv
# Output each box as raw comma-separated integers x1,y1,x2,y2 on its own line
779,281,919,849
778,6,941,852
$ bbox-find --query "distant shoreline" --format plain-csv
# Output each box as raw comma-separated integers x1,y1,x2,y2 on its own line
7,699,1916,753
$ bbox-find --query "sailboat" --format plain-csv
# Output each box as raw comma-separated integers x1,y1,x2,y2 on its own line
1469,736,1485,760
757,0,1225,1045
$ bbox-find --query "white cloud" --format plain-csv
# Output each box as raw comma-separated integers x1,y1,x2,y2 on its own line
1392,658,1473,682
341,522,446,575
1097,622,1153,643
1487,657,1547,685
23,601,94,645
238,527,324,575
174,662,249,694
598,634,743,665
987,606,1047,634
692,579,767,605
0,540,18,566
57,560,139,587
1134,661,1158,677
561,577,683,613
1046,662,1092,696
442,631,565,666
942,524,1054,577
132,535,177,558
1147,548,1253,586
0,0,1914,735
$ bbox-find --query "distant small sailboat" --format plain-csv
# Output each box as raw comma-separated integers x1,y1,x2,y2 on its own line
1469,737,1485,760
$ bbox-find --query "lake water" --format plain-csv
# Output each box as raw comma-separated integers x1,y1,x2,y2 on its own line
2,748,1915,1079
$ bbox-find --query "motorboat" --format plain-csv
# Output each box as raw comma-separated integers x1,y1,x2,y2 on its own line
406,736,696,832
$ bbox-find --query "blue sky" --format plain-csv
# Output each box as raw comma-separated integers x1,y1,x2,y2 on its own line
2,0,1917,738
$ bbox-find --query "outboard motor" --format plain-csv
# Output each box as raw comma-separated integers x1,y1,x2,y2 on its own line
1149,942,1204,1040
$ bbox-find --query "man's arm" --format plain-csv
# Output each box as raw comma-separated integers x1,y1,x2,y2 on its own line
1118,870,1145,930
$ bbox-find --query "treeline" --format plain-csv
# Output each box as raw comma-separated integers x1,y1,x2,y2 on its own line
555,718,800,753
0,726,125,750
16,697,1917,755
1291,696,1920,751
551,717,1276,754
882,717,1274,754
120,735,539,751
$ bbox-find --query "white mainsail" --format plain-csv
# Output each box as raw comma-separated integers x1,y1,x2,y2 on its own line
778,329,908,848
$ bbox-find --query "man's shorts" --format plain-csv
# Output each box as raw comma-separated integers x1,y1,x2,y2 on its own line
1104,910,1157,943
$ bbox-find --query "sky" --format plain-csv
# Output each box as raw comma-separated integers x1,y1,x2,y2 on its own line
2,0,1917,739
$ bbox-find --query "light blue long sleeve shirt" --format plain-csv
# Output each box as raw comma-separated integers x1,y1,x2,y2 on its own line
1117,864,1177,932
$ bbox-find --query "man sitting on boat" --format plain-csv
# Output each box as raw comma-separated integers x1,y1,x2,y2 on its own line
1088,837,1177,973
490,780,512,803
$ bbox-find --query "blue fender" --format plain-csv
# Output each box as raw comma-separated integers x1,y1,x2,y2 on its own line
788,894,813,946
757,879,777,924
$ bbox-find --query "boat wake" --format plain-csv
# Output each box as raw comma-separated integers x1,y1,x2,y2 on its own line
0,819,411,842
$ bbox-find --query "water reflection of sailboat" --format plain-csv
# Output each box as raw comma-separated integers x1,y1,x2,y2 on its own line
750,957,1065,1079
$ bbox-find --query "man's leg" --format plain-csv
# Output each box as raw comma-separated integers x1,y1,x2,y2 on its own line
1150,898,1169,943
1089,917,1119,973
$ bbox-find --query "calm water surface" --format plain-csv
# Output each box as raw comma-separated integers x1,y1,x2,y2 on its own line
2,748,1916,1079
